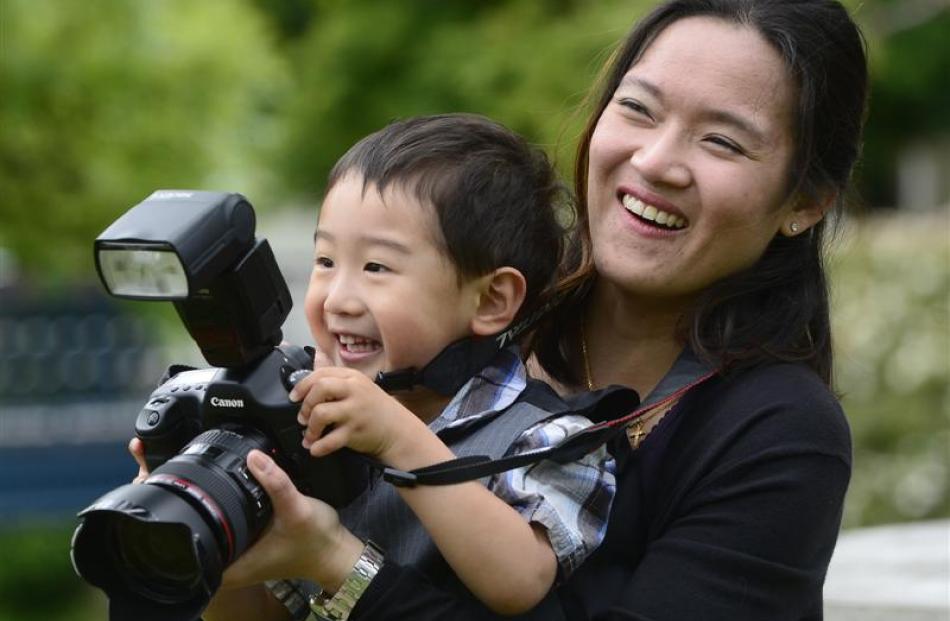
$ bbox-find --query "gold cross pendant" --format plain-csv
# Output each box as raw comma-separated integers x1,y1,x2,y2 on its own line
628,420,646,449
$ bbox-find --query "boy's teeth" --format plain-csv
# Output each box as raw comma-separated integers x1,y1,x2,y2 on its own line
338,334,380,352
621,195,686,229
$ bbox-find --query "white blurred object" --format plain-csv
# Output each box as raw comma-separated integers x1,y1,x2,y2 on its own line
824,519,950,620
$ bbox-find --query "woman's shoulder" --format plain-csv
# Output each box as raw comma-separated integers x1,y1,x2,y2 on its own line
677,361,851,463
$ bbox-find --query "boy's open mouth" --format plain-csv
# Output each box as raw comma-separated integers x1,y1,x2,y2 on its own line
337,333,382,354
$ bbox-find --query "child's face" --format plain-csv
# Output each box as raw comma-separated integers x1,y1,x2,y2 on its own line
304,173,483,380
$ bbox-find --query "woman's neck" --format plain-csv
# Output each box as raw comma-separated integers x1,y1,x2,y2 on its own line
583,282,690,399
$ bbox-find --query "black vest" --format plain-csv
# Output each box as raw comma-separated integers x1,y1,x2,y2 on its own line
338,379,571,596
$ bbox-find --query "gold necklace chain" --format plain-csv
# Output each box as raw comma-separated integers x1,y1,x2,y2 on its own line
580,319,669,449
580,320,595,391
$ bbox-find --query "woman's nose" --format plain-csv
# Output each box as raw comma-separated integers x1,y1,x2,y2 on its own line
629,129,691,187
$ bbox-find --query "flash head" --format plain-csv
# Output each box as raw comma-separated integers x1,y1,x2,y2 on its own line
93,190,291,367
94,190,255,300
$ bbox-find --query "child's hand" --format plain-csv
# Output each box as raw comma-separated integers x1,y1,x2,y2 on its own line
291,367,424,464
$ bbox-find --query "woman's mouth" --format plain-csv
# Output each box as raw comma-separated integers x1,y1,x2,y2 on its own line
622,194,688,230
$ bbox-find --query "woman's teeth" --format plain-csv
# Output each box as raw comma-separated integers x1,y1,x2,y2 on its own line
622,195,687,229
338,334,380,353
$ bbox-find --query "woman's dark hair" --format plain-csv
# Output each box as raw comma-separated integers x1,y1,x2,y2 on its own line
325,113,569,326
534,0,868,386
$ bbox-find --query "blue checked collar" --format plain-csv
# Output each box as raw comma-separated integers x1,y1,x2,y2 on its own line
431,345,527,433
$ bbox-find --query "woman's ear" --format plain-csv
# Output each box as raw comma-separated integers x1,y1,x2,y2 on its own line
781,191,837,237
470,267,527,337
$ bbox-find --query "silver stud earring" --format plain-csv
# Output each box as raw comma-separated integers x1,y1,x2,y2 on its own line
789,221,800,234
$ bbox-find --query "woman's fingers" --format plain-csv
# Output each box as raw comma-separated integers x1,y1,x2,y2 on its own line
246,450,305,522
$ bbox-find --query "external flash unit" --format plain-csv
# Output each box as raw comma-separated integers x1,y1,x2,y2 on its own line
94,190,290,367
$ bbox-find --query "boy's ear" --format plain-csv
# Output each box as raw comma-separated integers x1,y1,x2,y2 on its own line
470,267,527,337
780,190,836,237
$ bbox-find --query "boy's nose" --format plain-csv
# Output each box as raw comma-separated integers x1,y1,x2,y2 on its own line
323,278,365,316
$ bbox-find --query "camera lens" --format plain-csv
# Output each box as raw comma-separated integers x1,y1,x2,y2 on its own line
71,425,275,617
112,516,200,603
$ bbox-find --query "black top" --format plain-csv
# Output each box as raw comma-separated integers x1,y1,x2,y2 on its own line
348,362,851,620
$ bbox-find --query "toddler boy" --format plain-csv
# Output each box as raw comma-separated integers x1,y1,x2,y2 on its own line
290,114,615,615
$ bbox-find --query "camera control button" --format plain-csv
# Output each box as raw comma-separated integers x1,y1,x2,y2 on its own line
286,369,311,390
146,411,161,426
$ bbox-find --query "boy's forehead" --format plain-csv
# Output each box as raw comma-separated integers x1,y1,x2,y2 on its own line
318,173,449,253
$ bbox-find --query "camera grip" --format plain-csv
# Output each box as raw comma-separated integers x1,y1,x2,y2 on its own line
135,395,203,471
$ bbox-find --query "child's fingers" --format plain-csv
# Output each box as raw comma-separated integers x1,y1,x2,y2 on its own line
128,438,150,482
301,401,348,448
312,346,333,369
307,426,351,457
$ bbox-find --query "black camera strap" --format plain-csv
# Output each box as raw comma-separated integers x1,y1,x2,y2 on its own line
375,296,560,396
379,349,716,488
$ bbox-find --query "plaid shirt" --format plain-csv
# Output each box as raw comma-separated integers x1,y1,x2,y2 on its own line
436,347,617,578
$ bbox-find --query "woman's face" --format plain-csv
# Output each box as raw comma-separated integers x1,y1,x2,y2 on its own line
587,16,799,304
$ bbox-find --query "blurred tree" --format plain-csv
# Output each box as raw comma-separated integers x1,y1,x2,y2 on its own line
250,0,318,41
275,0,652,202
855,1,950,208
0,0,291,284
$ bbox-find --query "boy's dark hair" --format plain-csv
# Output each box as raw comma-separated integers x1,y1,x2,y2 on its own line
326,113,569,326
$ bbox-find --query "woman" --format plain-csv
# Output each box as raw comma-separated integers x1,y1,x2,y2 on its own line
131,0,868,618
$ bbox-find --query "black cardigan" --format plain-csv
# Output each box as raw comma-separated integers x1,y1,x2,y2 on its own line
348,362,851,620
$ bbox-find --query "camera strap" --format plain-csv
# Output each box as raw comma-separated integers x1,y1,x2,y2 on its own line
375,296,560,396
379,349,716,487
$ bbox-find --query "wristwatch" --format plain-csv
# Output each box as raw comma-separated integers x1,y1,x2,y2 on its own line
265,578,320,621
309,540,385,621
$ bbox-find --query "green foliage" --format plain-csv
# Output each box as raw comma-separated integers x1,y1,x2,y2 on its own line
832,212,950,527
277,0,652,201
0,0,291,283
0,523,105,621
856,7,950,206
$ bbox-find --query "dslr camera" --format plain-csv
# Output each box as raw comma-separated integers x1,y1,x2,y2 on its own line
70,190,369,621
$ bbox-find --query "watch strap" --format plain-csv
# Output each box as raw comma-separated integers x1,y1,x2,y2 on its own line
265,578,319,621
309,540,385,621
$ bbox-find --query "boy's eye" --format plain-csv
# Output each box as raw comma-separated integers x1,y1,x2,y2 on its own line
364,262,388,273
315,256,334,268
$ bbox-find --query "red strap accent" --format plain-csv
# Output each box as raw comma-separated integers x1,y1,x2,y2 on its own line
592,370,718,431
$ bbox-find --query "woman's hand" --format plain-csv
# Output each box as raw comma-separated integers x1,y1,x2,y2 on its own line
128,439,364,603
220,449,364,592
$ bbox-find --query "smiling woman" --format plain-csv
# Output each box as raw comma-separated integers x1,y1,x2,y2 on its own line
585,16,811,305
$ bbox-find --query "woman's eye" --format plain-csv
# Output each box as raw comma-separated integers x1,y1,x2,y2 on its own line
706,135,745,155
364,262,389,273
618,97,653,120
315,256,334,268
